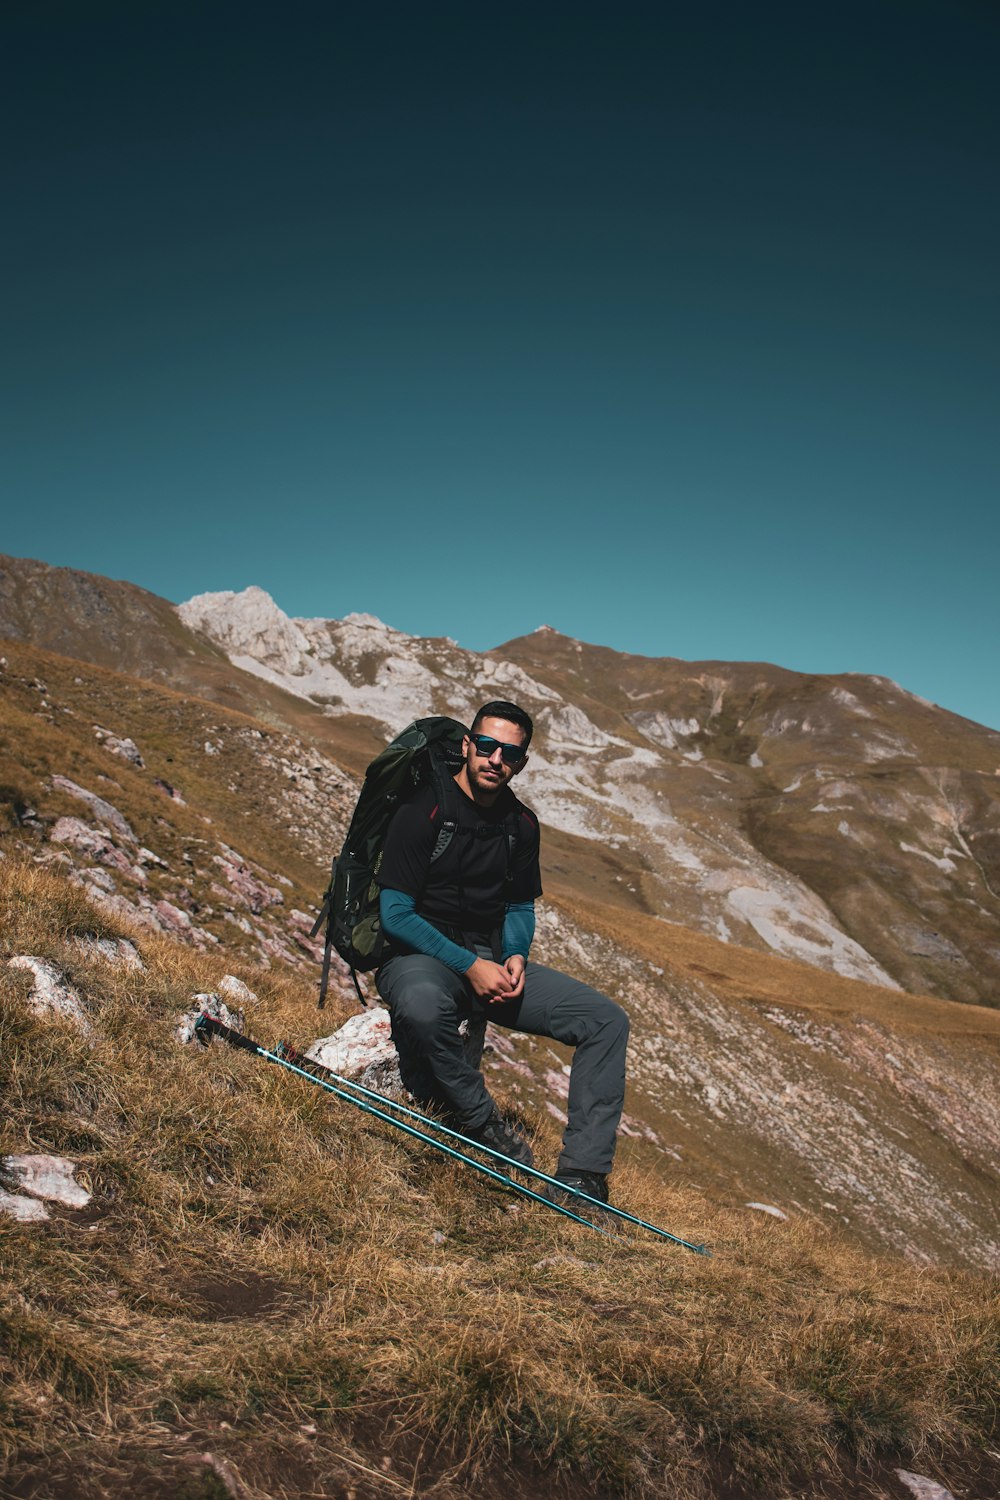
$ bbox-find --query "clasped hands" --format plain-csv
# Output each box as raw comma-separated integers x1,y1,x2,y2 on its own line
465,954,526,1004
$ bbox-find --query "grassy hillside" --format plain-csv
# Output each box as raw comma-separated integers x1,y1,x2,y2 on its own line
2,636,999,1497
3,638,999,1273
2,859,999,1500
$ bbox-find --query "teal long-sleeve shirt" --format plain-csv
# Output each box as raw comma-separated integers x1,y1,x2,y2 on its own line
379,888,536,975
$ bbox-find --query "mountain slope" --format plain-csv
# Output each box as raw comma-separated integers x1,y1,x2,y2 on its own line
2,638,998,1274
4,857,998,1500
4,554,999,1005
2,615,999,1498
176,580,1000,1006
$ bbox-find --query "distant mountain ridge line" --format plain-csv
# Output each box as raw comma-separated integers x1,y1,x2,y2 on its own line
2,554,999,1007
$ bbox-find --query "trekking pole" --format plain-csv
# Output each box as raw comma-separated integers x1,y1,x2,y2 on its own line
196,1015,621,1240
277,1040,711,1255
196,1015,711,1255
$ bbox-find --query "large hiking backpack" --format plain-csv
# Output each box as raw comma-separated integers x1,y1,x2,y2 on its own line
311,716,489,1009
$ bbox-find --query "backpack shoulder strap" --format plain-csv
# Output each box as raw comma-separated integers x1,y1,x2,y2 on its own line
500,797,531,887
427,759,462,865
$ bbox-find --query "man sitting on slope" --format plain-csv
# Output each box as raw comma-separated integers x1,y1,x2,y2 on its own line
376,698,629,1206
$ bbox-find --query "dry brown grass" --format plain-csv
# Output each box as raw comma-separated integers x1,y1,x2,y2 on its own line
2,857,998,1499
552,883,1000,1041
0,641,328,885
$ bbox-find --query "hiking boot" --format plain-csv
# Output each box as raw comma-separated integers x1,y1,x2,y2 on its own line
467,1109,534,1169
543,1170,610,1210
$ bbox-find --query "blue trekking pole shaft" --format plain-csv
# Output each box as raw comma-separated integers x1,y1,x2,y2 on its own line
276,1039,711,1256
196,1015,618,1238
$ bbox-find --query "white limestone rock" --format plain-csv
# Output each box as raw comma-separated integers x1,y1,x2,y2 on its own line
154,899,194,933
7,957,93,1034
51,776,135,842
212,847,283,913
3,1154,91,1208
51,817,146,882
72,935,144,970
0,1189,50,1223
305,1007,487,1097
94,726,144,766
308,1009,397,1078
179,586,312,676
218,974,258,1006
895,1472,958,1500
538,702,612,748
177,993,244,1045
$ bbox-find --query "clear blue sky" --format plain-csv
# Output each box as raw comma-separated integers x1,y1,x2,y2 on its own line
3,1,999,729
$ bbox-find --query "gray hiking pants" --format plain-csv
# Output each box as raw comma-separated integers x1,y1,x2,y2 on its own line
375,952,629,1176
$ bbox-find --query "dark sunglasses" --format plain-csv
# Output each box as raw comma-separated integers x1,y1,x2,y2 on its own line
470,733,526,766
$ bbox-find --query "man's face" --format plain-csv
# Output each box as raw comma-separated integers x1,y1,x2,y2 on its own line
463,716,529,800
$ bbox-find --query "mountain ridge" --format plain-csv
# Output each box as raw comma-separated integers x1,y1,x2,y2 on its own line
3,553,998,1007
175,577,1000,1007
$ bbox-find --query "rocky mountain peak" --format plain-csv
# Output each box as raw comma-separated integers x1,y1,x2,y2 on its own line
178,586,311,676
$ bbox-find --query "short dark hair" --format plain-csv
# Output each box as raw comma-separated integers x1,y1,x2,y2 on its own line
470,700,533,751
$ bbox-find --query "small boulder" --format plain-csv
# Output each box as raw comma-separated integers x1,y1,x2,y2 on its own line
108,735,144,766
305,1008,487,1095
51,817,145,882
154,899,194,934
212,851,283,913
94,726,144,767
72,935,144,971
0,1189,49,1223
51,776,135,842
218,974,258,1006
153,777,186,804
177,993,244,1045
307,1008,401,1092
2,1154,91,1208
895,1473,958,1500
7,957,93,1035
